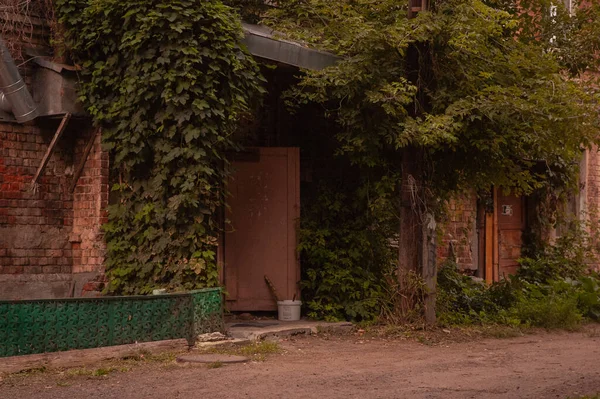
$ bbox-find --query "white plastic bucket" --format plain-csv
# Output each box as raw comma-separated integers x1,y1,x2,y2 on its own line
277,300,302,321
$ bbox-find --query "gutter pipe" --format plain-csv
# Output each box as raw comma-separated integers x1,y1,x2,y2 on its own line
0,37,38,123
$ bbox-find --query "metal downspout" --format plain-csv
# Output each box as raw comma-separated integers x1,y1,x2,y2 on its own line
0,37,38,122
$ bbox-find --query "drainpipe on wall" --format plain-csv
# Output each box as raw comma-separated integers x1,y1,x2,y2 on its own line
0,37,38,123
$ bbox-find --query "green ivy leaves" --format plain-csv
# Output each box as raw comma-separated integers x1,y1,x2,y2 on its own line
56,0,263,294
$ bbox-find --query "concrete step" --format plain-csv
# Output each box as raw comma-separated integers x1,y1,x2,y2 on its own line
226,320,354,341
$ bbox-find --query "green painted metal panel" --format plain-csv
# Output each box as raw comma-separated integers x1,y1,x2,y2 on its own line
0,288,223,357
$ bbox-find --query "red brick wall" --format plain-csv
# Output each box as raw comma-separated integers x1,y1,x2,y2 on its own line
72,129,108,274
0,122,73,276
584,146,600,271
0,7,108,299
438,194,479,272
0,122,108,299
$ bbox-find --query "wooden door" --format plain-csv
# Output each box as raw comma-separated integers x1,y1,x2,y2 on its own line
496,193,526,279
224,147,300,311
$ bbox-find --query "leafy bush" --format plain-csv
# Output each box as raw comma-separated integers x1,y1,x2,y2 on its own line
438,216,600,329
299,185,396,322
511,289,582,330
437,262,518,326
574,274,600,321
437,261,599,329
517,219,596,285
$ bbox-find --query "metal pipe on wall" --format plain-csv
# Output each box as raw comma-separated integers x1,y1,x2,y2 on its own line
0,92,11,113
0,37,38,123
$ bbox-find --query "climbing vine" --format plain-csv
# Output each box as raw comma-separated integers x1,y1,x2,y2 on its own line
55,0,264,294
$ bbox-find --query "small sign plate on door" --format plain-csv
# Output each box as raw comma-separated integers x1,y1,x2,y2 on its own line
502,204,513,216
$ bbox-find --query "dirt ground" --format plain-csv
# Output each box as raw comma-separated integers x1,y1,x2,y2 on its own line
1,327,600,399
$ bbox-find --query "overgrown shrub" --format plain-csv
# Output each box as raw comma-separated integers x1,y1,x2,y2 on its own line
517,219,597,285
573,274,600,321
299,184,397,322
437,215,600,329
437,262,518,326
437,261,599,329
379,270,427,325
511,288,582,330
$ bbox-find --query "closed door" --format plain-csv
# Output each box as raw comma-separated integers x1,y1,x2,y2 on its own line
497,193,525,279
224,147,300,311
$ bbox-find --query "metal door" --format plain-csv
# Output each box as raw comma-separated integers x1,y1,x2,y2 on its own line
224,148,300,311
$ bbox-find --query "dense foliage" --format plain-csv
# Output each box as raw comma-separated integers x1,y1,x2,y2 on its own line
298,181,397,322
264,0,600,195
254,0,600,321
56,0,263,294
438,222,600,328
54,0,600,324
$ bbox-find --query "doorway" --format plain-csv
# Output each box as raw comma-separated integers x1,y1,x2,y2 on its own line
484,189,527,282
223,147,300,311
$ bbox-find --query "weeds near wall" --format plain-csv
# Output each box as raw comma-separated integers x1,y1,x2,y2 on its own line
438,221,600,329
380,270,426,325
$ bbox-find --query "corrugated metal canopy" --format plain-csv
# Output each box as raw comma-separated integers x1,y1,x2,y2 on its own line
242,23,339,71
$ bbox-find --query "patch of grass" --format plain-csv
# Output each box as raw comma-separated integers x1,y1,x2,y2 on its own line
56,381,72,387
92,367,114,377
65,366,117,378
16,366,47,375
478,325,525,339
237,341,280,357
512,294,583,330
206,361,223,369
64,368,91,377
143,351,179,363
359,323,531,345
120,349,152,361
206,341,281,361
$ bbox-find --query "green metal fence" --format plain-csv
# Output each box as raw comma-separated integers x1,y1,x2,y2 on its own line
0,288,224,357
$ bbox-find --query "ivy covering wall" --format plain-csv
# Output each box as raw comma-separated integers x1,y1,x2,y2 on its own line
56,0,264,294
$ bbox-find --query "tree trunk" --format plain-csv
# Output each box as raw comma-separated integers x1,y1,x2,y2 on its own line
398,147,437,325
401,1,437,323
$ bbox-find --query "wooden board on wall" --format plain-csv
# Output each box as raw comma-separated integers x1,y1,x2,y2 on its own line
485,212,494,284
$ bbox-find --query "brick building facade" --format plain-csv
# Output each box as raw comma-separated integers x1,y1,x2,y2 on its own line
438,145,600,280
0,4,598,300
0,120,108,299
0,8,108,299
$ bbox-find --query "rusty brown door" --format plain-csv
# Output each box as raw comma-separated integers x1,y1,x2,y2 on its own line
224,147,300,311
496,193,526,279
